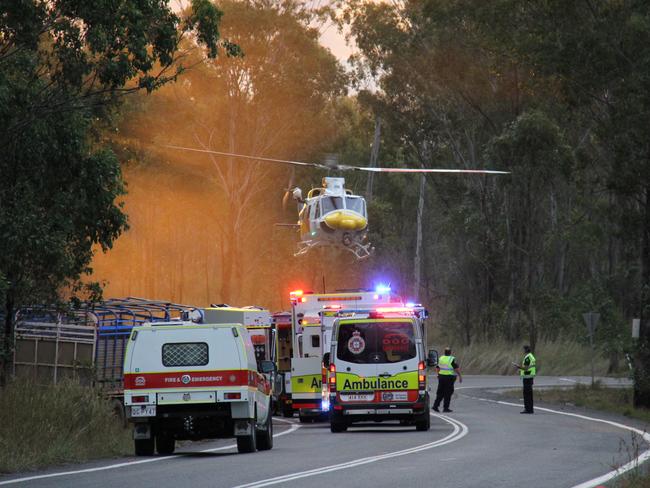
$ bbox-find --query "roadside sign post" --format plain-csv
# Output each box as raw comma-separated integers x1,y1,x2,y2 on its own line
583,312,600,386
632,319,641,339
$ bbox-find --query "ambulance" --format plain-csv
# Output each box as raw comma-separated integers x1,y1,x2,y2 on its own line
288,287,404,422
326,307,431,432
123,321,274,455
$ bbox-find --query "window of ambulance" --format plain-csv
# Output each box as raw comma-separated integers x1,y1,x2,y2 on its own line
336,322,416,364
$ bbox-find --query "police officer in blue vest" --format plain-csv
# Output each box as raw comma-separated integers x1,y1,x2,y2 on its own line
432,347,462,412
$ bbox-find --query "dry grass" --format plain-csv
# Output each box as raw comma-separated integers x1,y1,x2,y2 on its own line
441,340,617,376
0,380,131,474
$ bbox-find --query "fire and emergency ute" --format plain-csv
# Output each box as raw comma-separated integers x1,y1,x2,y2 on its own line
123,321,274,455
288,287,404,422
326,307,431,432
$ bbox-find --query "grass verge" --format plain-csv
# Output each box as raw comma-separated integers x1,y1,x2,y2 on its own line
439,339,623,376
0,380,131,474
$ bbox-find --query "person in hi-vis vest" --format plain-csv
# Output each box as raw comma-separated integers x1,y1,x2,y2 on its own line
514,345,536,414
432,347,462,412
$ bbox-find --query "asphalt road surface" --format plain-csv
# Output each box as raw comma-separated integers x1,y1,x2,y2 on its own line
1,375,643,488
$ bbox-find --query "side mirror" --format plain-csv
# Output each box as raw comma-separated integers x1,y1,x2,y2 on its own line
260,360,276,374
323,352,330,368
427,349,439,367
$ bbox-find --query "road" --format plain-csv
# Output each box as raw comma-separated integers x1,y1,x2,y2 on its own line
1,375,643,488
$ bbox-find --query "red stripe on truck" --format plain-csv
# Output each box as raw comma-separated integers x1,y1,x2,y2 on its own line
124,370,248,389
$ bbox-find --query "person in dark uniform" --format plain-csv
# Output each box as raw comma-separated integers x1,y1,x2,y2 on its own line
514,345,536,414
432,347,462,412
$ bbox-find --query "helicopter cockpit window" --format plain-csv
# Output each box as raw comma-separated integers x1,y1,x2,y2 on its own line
321,196,344,214
345,197,366,216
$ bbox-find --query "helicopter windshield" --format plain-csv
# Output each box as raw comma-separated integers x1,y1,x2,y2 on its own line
345,197,366,216
321,196,344,214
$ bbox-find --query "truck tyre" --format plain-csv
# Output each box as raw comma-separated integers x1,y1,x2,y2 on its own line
237,418,257,453
329,411,347,433
134,438,155,456
282,403,293,418
256,412,274,451
415,410,431,431
156,435,175,455
330,419,347,433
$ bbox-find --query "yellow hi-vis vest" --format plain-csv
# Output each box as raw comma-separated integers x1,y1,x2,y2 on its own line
520,352,536,378
438,355,456,376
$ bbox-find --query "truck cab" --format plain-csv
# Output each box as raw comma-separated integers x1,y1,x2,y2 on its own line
327,309,430,432
123,321,274,455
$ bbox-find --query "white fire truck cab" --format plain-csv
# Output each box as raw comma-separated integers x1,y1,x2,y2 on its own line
123,321,274,455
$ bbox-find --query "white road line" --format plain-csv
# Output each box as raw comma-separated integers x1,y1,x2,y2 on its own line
559,378,579,383
467,395,650,488
231,413,469,488
0,417,301,486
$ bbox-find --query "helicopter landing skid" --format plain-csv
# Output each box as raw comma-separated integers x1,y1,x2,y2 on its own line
294,239,374,260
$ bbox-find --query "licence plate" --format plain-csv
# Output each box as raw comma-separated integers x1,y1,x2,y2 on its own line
381,391,408,402
131,405,156,417
340,393,374,402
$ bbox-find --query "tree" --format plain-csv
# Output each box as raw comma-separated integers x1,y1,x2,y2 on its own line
0,0,226,381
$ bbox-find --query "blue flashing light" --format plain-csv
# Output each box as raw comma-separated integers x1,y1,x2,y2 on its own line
375,284,391,294
405,302,416,308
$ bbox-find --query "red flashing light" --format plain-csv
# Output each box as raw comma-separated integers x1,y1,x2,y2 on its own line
132,395,149,403
376,307,413,313
418,361,426,389
324,304,342,310
290,290,304,297
225,392,241,400
301,297,307,303
329,363,337,393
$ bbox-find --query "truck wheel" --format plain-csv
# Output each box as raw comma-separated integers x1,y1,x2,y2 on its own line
329,411,347,433
237,419,257,453
330,420,347,433
156,435,175,455
282,403,293,418
256,412,274,451
415,411,431,431
134,438,155,456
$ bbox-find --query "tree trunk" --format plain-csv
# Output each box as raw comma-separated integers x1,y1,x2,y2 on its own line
366,116,381,202
634,184,650,407
413,175,426,298
1,291,15,386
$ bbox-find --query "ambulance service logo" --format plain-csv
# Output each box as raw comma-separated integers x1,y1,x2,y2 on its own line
348,331,366,355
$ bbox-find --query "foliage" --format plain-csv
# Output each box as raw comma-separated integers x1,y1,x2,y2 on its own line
0,0,228,380
91,0,349,306
0,379,131,473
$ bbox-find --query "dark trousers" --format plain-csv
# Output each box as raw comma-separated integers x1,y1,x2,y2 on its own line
523,378,534,412
433,375,456,410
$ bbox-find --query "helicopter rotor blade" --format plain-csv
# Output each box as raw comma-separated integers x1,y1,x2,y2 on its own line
164,144,330,170
164,144,509,174
282,190,291,211
341,166,510,175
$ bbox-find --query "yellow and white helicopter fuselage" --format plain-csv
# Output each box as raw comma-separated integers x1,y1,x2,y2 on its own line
294,177,373,259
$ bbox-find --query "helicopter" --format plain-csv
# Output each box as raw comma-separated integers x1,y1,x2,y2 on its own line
164,145,508,260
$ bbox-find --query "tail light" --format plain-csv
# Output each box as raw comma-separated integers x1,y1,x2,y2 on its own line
418,361,426,390
132,395,149,403
329,363,337,393
225,392,241,400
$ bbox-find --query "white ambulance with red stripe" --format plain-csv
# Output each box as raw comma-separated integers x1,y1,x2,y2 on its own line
123,321,274,455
